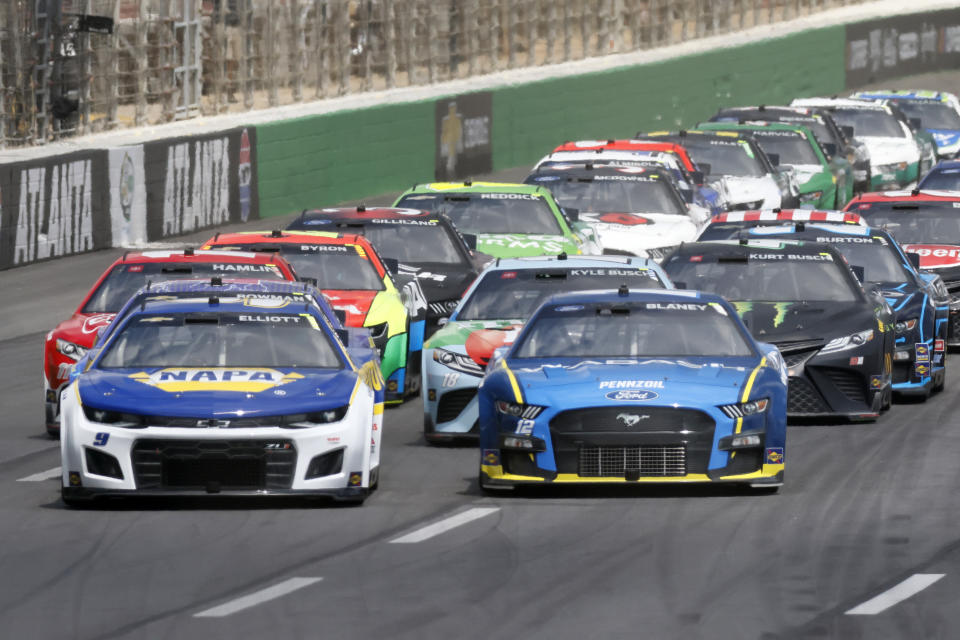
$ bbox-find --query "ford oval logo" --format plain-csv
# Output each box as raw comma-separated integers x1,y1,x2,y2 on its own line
605,389,659,401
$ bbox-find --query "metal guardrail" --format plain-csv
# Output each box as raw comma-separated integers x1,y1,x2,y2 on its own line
0,0,865,149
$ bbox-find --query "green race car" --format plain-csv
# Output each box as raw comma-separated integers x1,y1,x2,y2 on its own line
394,181,600,258
697,121,851,209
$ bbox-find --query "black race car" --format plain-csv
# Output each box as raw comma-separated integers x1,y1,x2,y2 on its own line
288,206,492,336
662,239,895,420
699,217,948,397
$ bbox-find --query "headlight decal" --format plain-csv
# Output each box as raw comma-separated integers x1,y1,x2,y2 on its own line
432,348,483,376
819,329,874,355
57,338,88,362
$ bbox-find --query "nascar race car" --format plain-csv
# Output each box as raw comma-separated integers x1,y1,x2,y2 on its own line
524,163,702,259
394,182,600,258
696,121,851,209
846,190,960,347
542,139,726,215
43,249,299,436
477,288,787,490
709,106,865,197
698,209,866,241
700,218,947,396
286,206,491,335
662,239,895,420
638,130,799,210
851,90,960,159
791,97,933,190
918,160,960,191
202,230,426,403
423,255,671,443
60,295,384,505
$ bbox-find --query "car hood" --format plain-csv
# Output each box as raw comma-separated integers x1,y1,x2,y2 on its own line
716,175,781,207
77,366,358,418
477,234,579,258
426,320,523,367
509,358,756,406
51,312,116,347
579,212,698,253
789,164,827,187
902,244,960,270
322,290,379,327
860,137,920,164
398,263,476,303
730,301,874,342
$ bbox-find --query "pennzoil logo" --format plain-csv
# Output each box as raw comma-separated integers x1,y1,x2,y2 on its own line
129,368,304,393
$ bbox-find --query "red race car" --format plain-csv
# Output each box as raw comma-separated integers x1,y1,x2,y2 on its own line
42,248,298,436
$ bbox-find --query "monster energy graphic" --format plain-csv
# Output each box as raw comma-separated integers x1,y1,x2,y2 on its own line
435,92,492,181
732,301,794,329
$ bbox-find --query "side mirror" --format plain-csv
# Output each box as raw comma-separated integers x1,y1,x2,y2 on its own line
437,317,449,328
822,142,837,158
462,233,477,250
382,257,400,273
690,170,706,184
562,207,580,222
908,117,923,130
907,252,921,269
850,264,866,283
488,345,510,371
673,281,687,290
841,125,855,138
298,276,318,287
335,328,350,345
696,162,711,176
766,152,780,167
333,308,347,326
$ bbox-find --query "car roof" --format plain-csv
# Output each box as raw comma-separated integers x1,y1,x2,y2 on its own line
850,190,960,204
642,129,758,144
710,209,865,225
537,287,724,307
205,229,371,247
852,89,952,102
529,164,670,180
133,278,318,295
402,181,544,195
486,254,660,272
117,249,277,264
698,121,811,136
133,296,325,316
297,206,438,222
674,238,833,254
792,97,890,111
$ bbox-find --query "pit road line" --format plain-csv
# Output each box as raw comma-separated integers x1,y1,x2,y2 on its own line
845,573,946,615
193,577,324,618
389,507,500,544
16,466,61,482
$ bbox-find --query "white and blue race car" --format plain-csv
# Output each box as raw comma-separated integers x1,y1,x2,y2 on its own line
422,255,671,443
60,293,384,505
478,288,788,490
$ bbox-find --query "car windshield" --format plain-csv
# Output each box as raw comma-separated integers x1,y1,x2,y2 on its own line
749,130,821,165
359,223,466,265
893,100,960,130
513,302,753,358
850,203,960,244
397,192,564,235
919,169,960,191
664,251,860,302
680,140,766,177
278,247,384,290
527,174,688,216
458,267,665,321
815,238,911,283
830,108,905,138
82,262,287,313
98,312,342,368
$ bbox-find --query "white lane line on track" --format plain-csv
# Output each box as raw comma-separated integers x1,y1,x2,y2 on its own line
389,507,500,544
194,577,323,618
845,573,945,615
17,466,61,482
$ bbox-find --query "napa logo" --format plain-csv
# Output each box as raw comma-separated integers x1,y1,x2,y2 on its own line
129,368,304,392
605,389,659,401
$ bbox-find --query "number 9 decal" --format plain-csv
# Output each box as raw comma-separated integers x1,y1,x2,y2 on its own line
93,432,110,447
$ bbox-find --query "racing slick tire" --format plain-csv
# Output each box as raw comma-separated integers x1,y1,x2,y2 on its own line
933,367,946,393
61,487,95,509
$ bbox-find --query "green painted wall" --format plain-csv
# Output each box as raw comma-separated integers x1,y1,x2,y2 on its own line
256,25,847,217
492,26,847,170
256,101,434,217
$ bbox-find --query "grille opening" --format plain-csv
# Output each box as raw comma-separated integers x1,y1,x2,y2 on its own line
85,448,124,480
578,445,686,477
436,388,477,423
164,457,264,489
306,449,344,479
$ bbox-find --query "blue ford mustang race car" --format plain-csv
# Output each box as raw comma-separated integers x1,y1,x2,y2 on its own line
478,288,788,491
60,294,385,505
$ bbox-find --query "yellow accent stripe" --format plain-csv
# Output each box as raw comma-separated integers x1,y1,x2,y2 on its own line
349,378,362,404
481,466,783,483
734,357,766,436
373,403,384,415
501,361,523,403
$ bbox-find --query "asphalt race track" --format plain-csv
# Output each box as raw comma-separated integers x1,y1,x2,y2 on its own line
3,73,960,640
